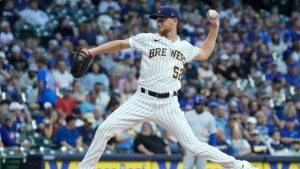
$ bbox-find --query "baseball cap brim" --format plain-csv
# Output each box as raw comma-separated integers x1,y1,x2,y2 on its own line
149,14,183,22
149,14,170,19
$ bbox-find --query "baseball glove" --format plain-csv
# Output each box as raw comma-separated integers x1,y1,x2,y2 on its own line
71,48,93,78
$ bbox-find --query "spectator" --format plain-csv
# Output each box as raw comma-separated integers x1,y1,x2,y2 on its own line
266,130,289,155
84,61,109,91
197,61,216,81
92,106,104,129
98,0,120,13
36,57,57,105
216,129,232,155
284,62,300,87
249,130,269,155
78,113,96,148
52,59,74,89
55,87,77,116
255,110,271,141
72,80,86,103
19,63,38,103
9,44,28,74
243,117,257,142
0,21,14,47
19,0,49,27
9,102,32,132
94,82,110,112
54,115,83,151
134,122,171,155
227,128,251,156
0,113,31,148
280,118,300,148
214,54,231,80
115,128,136,153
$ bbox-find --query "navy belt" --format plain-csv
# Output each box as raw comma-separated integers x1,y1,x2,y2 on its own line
140,87,178,98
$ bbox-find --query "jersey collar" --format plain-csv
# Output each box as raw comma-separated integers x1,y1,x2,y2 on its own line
156,33,180,43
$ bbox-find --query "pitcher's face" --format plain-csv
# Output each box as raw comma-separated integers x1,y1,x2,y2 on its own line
156,17,177,36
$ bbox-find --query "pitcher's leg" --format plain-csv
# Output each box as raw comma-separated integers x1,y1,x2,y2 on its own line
154,109,241,169
78,94,153,169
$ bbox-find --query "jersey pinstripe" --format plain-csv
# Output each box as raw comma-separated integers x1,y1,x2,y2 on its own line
129,33,199,93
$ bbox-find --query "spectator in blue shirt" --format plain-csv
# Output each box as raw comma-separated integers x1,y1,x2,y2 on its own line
37,57,57,105
54,115,83,151
284,62,300,87
78,113,96,148
0,113,31,148
280,118,300,148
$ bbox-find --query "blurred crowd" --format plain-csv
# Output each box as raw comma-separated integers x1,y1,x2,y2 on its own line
0,0,300,157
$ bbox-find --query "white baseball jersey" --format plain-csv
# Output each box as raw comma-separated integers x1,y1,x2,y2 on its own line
129,33,199,92
78,33,251,169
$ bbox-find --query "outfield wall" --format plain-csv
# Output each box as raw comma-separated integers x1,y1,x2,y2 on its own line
43,154,300,169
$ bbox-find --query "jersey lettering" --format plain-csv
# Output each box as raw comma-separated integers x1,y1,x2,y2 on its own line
149,48,186,64
149,48,167,58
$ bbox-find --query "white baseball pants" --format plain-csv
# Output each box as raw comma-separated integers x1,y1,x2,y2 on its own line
78,90,241,169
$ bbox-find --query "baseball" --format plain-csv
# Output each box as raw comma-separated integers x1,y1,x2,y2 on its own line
208,9,218,19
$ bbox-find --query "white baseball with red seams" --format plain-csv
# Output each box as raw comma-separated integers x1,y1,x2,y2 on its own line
77,33,258,169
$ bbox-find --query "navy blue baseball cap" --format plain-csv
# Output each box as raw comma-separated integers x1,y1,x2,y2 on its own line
194,95,206,105
150,6,182,20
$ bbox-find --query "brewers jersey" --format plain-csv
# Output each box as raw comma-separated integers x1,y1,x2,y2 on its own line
129,33,199,92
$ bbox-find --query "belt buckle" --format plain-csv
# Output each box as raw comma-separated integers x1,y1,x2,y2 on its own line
155,93,159,97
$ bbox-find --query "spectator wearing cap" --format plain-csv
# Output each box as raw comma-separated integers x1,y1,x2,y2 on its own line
266,130,289,155
183,95,216,169
54,115,83,151
9,102,32,132
55,87,77,116
37,57,57,105
249,129,269,155
78,113,96,148
243,117,257,142
0,113,31,148
280,117,300,148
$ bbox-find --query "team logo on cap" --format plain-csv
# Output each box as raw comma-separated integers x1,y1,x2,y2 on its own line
171,13,174,17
